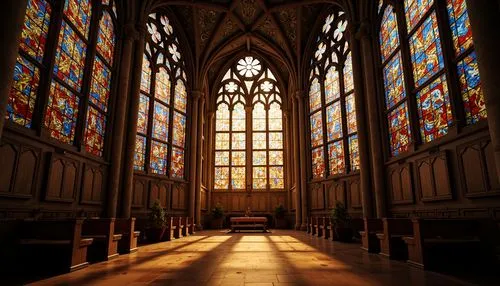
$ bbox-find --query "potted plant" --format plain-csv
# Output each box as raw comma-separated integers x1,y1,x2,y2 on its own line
274,204,287,229
146,200,166,242
330,202,353,242
210,203,224,229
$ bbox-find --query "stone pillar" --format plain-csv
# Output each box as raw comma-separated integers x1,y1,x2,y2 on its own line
107,24,137,217
195,96,205,229
290,97,302,230
295,91,308,230
349,25,373,218
356,21,387,218
466,0,500,179
0,0,28,139
188,91,201,222
121,27,146,218
206,111,215,213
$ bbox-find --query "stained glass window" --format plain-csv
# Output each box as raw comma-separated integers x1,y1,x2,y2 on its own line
308,9,359,178
388,103,412,156
133,13,188,178
380,6,399,62
457,52,485,124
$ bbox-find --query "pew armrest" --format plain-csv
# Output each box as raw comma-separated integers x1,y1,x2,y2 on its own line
80,238,94,247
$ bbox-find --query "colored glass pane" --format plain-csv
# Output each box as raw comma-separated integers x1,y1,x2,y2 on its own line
269,132,283,149
152,102,169,141
388,102,412,156
447,0,473,56
383,52,406,109
349,134,360,171
343,53,354,92
134,135,146,170
457,52,486,124
174,80,187,112
84,106,106,156
380,6,399,62
231,133,245,150
155,67,170,103
172,111,186,147
150,140,167,174
232,104,246,131
53,21,87,92
309,78,321,112
215,151,229,166
253,132,266,149
232,151,245,166
325,67,340,104
140,54,151,93
404,0,434,32
416,75,453,143
328,141,345,175
269,166,284,189
215,133,229,150
137,94,149,134
231,167,245,189
253,167,266,189
214,167,229,189
269,151,283,165
216,104,230,131
89,56,111,112
96,11,115,65
20,0,51,62
44,81,80,143
237,57,261,78
310,111,323,147
170,147,184,178
409,12,444,87
7,56,40,127
346,93,357,134
64,0,92,37
253,103,266,131
311,147,325,178
253,151,266,165
269,103,282,131
326,102,342,141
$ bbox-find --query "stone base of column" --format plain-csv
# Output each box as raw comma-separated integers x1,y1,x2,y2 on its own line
294,223,302,230
195,224,203,231
300,223,307,231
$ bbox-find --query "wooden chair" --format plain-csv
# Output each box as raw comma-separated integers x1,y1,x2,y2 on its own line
375,218,413,259
359,218,382,253
309,217,317,236
173,217,183,239
315,217,324,238
181,217,190,237
19,218,93,273
322,217,331,239
188,217,195,234
163,216,176,241
115,218,140,254
82,218,122,262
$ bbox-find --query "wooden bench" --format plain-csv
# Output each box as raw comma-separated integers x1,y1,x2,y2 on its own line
359,218,382,253
306,217,311,233
173,217,184,239
182,217,190,237
187,217,195,234
402,218,494,270
82,218,122,262
19,218,93,273
163,216,176,241
375,218,413,259
315,217,325,238
230,217,268,233
322,217,331,239
309,216,317,236
351,218,364,240
115,218,140,254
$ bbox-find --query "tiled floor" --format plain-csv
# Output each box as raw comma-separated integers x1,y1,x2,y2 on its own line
28,230,486,286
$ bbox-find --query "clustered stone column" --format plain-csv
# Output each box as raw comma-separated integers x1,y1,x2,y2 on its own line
290,96,302,230
295,91,308,230
465,0,500,179
194,95,205,229
356,20,387,218
0,0,28,140
188,91,201,224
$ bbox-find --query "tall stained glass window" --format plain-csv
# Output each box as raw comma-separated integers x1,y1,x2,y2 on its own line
133,13,188,179
214,57,285,191
7,0,117,157
378,0,485,157
308,9,359,179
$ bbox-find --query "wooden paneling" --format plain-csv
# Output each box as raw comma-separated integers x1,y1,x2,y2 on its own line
232,194,247,212
0,141,39,198
327,181,345,208
348,179,361,209
80,163,104,205
310,183,324,210
45,153,79,203
171,183,187,210
388,163,414,205
416,152,452,202
270,193,286,209
15,149,39,196
132,179,147,208
149,181,169,208
0,143,16,192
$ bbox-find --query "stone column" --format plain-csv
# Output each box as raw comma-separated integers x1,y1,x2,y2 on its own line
295,91,308,230
107,24,138,217
206,111,215,212
356,21,387,218
121,27,146,218
188,91,201,222
349,25,373,218
466,0,500,179
195,96,205,229
0,0,28,139
290,97,302,230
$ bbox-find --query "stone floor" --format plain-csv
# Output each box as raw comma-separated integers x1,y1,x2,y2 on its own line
26,230,492,286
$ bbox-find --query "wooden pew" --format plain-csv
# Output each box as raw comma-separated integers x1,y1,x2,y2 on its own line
19,219,93,273
82,218,122,262
322,217,331,239
375,218,413,259
187,217,195,234
402,218,493,270
181,217,190,237
309,217,317,236
350,218,364,240
163,216,176,241
359,218,383,253
306,217,311,233
173,217,184,239
115,218,140,254
230,217,268,232
315,217,324,237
